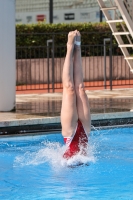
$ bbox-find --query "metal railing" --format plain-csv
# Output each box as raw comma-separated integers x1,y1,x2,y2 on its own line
16,32,133,92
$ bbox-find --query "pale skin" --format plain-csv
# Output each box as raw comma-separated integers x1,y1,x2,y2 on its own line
61,30,91,138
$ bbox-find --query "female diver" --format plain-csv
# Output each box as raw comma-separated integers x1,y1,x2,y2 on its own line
61,30,91,159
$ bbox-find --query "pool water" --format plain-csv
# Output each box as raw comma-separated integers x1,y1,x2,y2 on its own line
0,127,133,200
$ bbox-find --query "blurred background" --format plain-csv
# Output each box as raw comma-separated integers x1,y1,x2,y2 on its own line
15,0,115,24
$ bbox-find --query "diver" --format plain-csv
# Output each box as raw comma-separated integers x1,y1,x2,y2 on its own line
61,30,91,159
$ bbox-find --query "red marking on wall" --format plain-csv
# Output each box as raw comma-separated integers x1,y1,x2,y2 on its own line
36,15,46,21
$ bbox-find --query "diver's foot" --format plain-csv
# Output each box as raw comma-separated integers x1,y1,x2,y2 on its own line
74,30,81,49
67,30,77,50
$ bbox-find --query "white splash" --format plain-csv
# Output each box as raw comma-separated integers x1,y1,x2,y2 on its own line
14,141,96,169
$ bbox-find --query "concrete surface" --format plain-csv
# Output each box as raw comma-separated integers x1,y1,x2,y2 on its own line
0,88,133,127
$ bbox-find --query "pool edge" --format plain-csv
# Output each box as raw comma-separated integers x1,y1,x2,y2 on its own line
0,111,133,136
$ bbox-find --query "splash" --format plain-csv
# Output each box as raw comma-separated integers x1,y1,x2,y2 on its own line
14,141,96,169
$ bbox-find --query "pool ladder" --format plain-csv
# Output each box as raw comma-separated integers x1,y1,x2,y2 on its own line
97,0,133,73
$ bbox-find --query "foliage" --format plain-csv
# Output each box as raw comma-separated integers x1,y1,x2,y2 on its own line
16,22,132,58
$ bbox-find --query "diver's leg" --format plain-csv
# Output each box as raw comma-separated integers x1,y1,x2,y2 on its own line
61,31,78,137
73,31,91,134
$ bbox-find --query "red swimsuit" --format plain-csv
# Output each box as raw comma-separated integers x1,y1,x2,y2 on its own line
63,120,88,159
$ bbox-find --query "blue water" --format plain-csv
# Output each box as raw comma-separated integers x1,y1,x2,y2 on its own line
0,127,133,200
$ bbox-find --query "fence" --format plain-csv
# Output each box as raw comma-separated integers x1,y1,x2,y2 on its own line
16,32,133,92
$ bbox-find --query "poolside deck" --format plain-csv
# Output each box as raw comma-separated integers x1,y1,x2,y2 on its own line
0,88,133,135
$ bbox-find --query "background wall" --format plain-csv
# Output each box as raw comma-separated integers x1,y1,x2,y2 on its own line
16,56,133,85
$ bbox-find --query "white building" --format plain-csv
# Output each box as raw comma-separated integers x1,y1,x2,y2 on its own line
16,0,113,24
